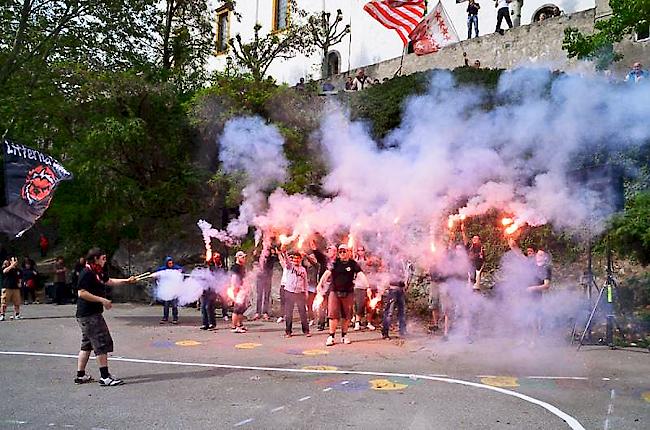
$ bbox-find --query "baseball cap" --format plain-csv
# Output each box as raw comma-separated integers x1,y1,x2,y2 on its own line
235,251,247,258
337,244,348,251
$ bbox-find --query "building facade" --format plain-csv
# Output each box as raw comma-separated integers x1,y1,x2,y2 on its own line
209,0,598,84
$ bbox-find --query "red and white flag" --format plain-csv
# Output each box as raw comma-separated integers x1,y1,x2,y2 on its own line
363,1,427,45
409,1,459,55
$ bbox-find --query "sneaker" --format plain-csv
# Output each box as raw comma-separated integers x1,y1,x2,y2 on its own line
34,300,40,304
234,326,247,333
325,335,335,346
382,333,390,340
13,314,22,320
0,314,4,321
99,376,124,386
309,319,314,327
305,332,312,338
262,314,270,321
74,374,94,384
317,324,325,331
207,324,216,330
230,327,238,332
367,323,376,331
342,335,351,345
251,313,260,321
353,321,361,331
171,320,178,325
199,326,209,330
284,333,292,338
159,319,168,324
223,315,229,322
276,316,284,324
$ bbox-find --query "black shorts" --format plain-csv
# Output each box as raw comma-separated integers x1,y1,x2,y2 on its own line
233,301,248,315
77,314,114,355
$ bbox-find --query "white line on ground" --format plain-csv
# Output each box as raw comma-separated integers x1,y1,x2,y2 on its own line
0,351,586,430
233,418,254,427
322,387,332,392
526,376,589,381
340,380,350,385
298,396,311,402
270,406,285,413
603,389,615,430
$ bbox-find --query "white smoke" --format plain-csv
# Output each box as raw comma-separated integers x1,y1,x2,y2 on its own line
154,266,232,306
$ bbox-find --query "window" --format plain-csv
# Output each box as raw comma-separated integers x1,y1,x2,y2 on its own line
216,6,231,54
273,0,289,31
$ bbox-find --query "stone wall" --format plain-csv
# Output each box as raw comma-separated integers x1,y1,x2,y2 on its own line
327,9,650,87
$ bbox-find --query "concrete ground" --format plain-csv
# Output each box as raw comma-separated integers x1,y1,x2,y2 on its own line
0,303,648,429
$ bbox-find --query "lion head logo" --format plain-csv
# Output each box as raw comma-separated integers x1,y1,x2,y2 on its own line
21,165,57,205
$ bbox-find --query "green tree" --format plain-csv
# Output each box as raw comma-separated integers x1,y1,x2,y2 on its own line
563,0,650,68
158,0,215,91
610,191,650,266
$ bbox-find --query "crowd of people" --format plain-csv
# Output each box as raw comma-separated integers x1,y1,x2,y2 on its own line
0,250,88,321
144,220,553,350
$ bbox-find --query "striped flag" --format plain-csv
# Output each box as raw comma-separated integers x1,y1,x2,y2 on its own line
363,1,427,45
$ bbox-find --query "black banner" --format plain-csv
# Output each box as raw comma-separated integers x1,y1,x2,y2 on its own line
1,139,73,237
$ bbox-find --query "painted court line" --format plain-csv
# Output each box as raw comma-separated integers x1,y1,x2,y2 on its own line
270,406,285,413
322,387,333,392
604,389,615,430
526,376,589,381
233,418,254,427
0,351,586,430
298,396,311,402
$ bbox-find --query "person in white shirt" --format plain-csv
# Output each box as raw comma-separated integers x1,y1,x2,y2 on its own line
494,0,513,35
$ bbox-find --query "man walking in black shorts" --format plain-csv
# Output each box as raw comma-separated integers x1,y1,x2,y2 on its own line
75,248,135,386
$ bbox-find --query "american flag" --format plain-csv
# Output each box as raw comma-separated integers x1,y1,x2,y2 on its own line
363,1,427,45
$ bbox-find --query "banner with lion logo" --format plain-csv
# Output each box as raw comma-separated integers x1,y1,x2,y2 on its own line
1,139,73,237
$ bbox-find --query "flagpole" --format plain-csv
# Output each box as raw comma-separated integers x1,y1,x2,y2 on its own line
394,44,407,77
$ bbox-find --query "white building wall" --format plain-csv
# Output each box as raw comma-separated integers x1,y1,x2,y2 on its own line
208,0,595,84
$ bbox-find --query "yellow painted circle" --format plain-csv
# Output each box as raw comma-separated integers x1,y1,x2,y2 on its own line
175,340,202,347
642,391,650,403
480,376,519,388
235,342,262,350
370,379,408,391
302,349,330,356
302,365,338,371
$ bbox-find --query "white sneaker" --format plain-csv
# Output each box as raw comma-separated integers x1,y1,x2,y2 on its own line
13,314,22,320
223,315,229,322
0,314,4,321
99,375,124,386
342,335,351,345
367,323,376,331
309,319,314,327
354,321,361,331
325,335,335,346
276,317,284,324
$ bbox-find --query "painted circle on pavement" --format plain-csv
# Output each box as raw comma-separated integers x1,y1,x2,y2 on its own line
370,379,409,391
175,340,202,347
302,365,338,371
235,342,262,350
480,376,519,388
302,349,329,356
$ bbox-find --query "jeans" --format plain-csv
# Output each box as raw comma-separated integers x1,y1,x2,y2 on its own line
201,291,216,327
163,299,178,321
382,288,406,336
21,286,36,303
284,290,309,334
279,285,286,317
496,7,513,32
256,271,272,315
467,15,478,38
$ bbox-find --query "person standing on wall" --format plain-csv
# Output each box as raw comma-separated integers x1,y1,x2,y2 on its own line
467,0,480,39
494,0,513,35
